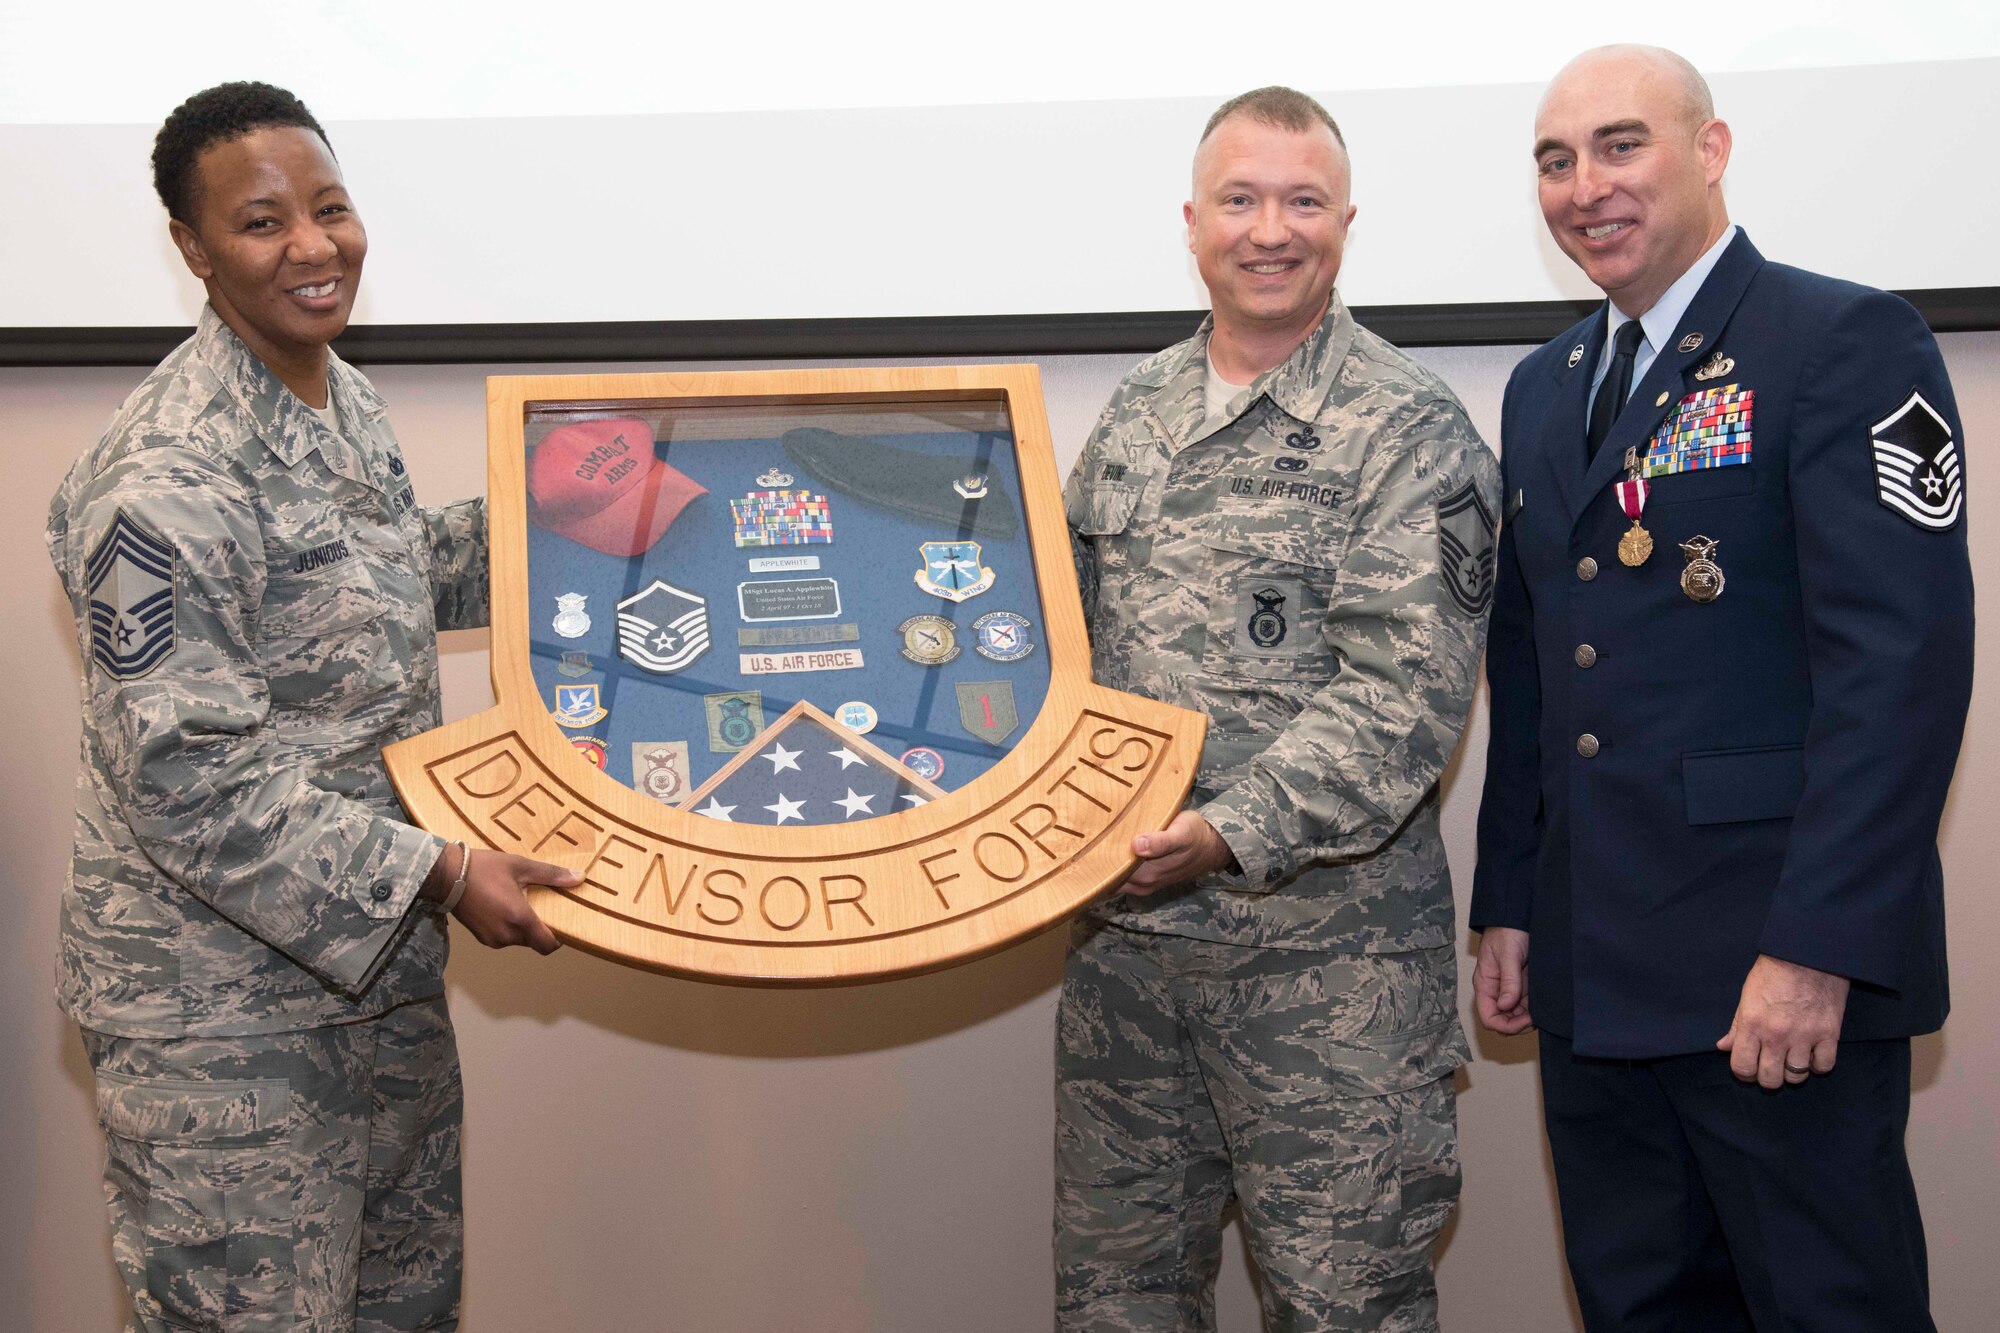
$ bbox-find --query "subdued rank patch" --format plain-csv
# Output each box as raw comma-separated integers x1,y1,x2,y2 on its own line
557,650,592,677
739,648,864,675
901,746,945,782
836,701,878,734
973,610,1035,661
1871,389,1963,531
1233,580,1304,657
899,614,960,665
616,579,711,673
551,593,591,639
570,736,608,769
956,680,1020,744
1437,480,1498,616
705,690,764,751
553,682,608,728
631,741,691,804
738,623,860,647
85,511,176,681
915,540,995,601
738,577,842,621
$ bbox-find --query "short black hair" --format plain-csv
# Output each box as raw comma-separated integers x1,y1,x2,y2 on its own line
152,81,334,225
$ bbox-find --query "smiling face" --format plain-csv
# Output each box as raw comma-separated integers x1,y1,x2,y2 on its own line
169,125,364,401
1533,48,1731,316
1185,116,1355,360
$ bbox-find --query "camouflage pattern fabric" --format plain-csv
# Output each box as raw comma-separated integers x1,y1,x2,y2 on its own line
1055,921,1464,1332
1064,297,1498,951
46,305,489,1038
85,996,463,1331
1057,298,1493,1326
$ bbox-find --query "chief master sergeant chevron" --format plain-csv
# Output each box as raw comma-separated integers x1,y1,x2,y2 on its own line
47,82,578,1329
1470,46,1973,1331
1057,86,1499,1331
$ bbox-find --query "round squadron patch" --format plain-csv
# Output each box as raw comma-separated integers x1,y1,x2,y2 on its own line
899,614,960,665
972,611,1034,662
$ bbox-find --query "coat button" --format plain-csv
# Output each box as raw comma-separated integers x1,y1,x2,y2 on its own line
1576,557,1599,581
1574,644,1598,668
1576,734,1600,758
370,881,394,902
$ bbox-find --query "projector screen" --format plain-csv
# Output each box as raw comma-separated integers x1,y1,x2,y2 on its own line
2,0,1996,353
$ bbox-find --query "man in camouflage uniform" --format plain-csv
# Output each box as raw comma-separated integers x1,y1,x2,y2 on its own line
48,83,575,1331
1057,87,1499,1331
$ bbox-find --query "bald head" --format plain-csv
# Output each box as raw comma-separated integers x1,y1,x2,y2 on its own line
1532,44,1732,315
1544,45,1714,128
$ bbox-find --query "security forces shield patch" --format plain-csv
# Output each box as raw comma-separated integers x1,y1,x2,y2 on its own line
1871,390,1962,531
86,511,176,680
1437,480,1497,616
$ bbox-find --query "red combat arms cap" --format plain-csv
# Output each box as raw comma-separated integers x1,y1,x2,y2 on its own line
527,418,706,557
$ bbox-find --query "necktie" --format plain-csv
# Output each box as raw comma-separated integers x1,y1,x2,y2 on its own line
1587,319,1646,462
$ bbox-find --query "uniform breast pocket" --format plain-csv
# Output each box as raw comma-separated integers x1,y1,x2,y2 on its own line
257,555,398,711
1197,516,1342,682
1645,462,1757,505
1069,481,1141,537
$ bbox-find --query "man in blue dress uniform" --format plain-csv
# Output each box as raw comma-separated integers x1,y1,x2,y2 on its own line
1470,45,1972,1331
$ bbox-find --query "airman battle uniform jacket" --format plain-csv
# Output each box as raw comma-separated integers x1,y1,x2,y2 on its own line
49,306,489,1037
1065,297,1500,953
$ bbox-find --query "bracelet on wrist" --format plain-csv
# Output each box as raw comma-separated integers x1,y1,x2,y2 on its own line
435,840,472,916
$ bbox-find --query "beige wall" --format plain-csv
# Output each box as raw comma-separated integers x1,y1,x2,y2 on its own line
4,333,1994,1331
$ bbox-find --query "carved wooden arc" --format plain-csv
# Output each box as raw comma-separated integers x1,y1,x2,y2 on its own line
384,366,1206,983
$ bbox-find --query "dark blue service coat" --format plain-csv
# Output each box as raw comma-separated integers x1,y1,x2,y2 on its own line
1470,232,1973,1059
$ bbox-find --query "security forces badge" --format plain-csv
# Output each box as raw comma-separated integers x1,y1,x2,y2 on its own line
86,512,177,681
1437,478,1498,616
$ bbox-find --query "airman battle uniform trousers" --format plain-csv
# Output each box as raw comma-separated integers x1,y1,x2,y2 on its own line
49,306,489,1330
1057,300,1499,1331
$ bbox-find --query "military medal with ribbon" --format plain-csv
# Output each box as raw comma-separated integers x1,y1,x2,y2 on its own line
1614,477,1653,567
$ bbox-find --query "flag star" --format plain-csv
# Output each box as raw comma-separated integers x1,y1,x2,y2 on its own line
834,787,875,818
695,798,736,821
761,742,802,773
765,793,805,824
901,794,928,806
829,746,864,770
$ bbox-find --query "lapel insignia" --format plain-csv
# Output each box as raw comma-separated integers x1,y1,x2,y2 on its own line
1567,344,1585,368
1871,389,1963,531
1678,333,1705,354
1694,351,1735,382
